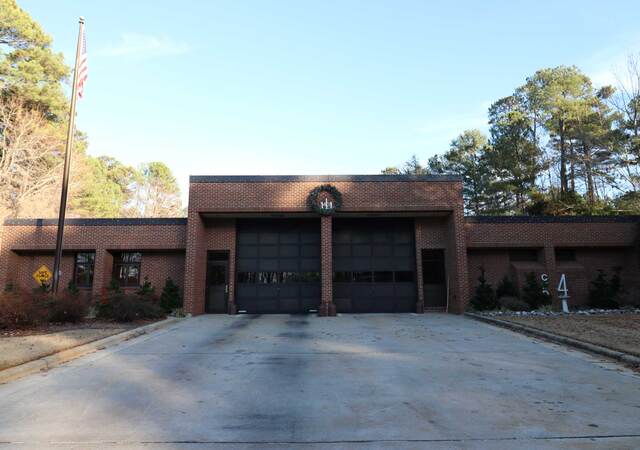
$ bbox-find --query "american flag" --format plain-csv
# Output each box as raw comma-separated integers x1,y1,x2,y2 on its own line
76,24,88,98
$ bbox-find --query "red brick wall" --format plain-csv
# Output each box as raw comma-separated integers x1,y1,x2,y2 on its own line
185,176,465,314
183,214,205,314
11,253,76,292
3,180,637,316
414,217,449,311
183,217,236,315
414,214,469,313
465,221,638,248
465,219,640,307
0,220,187,299
319,216,335,316
205,219,236,314
137,253,185,294
189,179,462,213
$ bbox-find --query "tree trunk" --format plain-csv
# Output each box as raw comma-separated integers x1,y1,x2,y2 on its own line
583,143,595,204
569,141,575,193
559,119,567,195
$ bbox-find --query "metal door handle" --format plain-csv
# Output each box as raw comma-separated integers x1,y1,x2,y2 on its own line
225,284,229,294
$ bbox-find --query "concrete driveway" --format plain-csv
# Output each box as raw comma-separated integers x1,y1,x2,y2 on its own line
0,314,639,449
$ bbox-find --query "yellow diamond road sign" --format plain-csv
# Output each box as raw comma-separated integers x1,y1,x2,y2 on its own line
33,264,52,285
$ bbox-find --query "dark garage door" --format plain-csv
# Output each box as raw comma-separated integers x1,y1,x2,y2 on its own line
333,219,416,313
236,219,321,314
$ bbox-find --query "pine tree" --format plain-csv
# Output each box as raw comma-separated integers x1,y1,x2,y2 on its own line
521,272,551,309
487,94,541,213
159,278,182,312
496,275,517,299
469,267,498,311
0,0,70,118
443,130,495,214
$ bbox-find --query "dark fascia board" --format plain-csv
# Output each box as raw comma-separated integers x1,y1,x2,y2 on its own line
189,174,462,183
4,218,188,226
466,215,640,224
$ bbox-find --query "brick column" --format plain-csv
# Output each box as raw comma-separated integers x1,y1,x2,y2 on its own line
414,219,425,313
447,209,469,314
92,248,112,299
227,220,237,315
318,215,336,316
184,213,206,315
0,241,20,290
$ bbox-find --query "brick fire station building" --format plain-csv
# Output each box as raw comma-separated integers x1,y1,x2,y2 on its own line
1,175,639,315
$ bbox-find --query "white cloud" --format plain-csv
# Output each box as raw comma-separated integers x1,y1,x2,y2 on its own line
101,33,190,57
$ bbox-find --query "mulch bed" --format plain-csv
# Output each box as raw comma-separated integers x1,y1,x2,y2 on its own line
0,319,155,338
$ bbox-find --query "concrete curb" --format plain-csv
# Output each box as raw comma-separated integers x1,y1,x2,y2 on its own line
465,312,640,367
0,317,183,384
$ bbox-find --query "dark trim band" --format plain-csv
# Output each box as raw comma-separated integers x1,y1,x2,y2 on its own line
466,215,640,224
189,174,462,183
4,218,188,226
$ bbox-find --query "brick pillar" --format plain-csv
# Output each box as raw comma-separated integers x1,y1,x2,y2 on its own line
92,249,112,299
0,244,20,290
414,219,425,313
447,209,469,314
184,213,206,315
227,220,237,315
318,215,336,316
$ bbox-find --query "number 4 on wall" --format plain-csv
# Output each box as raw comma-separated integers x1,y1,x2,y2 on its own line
557,274,569,313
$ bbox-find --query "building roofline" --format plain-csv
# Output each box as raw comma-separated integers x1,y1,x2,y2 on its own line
7,216,637,226
466,215,640,224
189,174,462,183
3,218,188,227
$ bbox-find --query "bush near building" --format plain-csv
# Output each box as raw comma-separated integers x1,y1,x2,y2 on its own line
159,277,182,313
480,269,633,312
496,276,518,299
95,279,165,322
588,268,623,309
469,267,499,311
0,288,88,328
45,292,88,323
0,277,170,328
521,272,551,310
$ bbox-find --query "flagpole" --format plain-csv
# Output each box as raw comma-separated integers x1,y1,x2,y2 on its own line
52,17,85,293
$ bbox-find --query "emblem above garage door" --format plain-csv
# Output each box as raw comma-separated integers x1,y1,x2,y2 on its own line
236,219,321,314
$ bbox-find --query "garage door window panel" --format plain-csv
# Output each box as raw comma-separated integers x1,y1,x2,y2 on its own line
279,245,299,258
259,246,279,258
353,245,372,257
260,232,278,245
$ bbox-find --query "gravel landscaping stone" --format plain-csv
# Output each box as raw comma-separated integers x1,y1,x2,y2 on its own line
478,308,640,318
495,314,640,358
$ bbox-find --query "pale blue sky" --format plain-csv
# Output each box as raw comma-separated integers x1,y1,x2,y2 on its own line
22,0,640,199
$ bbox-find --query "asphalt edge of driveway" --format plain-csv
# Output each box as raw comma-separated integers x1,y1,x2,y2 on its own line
465,312,640,368
0,317,183,385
